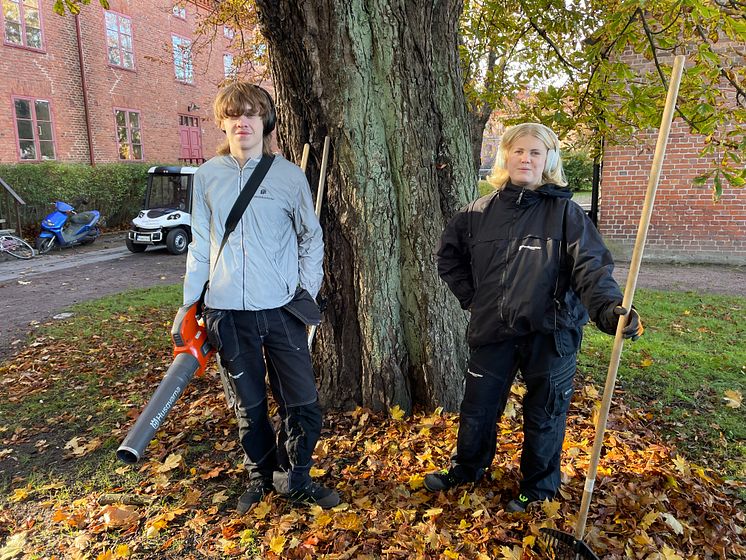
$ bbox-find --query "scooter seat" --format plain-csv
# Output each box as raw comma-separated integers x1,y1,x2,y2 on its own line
69,211,97,224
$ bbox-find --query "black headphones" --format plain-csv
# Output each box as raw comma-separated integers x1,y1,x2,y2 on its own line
254,85,276,134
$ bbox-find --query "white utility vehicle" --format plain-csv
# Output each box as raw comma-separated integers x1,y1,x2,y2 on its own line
126,166,197,255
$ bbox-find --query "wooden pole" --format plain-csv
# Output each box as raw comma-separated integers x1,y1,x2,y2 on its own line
574,54,686,539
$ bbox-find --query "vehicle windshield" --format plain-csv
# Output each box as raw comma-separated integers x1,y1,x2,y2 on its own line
146,174,191,211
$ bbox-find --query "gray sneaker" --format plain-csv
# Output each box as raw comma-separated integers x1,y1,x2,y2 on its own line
505,493,537,513
423,469,467,492
273,471,340,509
236,477,273,514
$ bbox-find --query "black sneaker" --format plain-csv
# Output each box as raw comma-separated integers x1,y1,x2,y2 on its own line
423,469,466,492
236,478,273,514
288,481,340,509
506,493,536,513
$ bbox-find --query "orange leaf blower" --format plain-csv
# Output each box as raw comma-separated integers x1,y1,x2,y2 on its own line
116,303,214,464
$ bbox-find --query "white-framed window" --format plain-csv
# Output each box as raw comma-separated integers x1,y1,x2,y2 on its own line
3,0,43,50
114,109,143,160
172,35,193,83
104,11,134,69
223,53,235,78
13,97,55,161
223,25,234,39
172,4,186,19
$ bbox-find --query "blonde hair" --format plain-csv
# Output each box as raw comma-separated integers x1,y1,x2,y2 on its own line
486,123,567,190
213,81,275,156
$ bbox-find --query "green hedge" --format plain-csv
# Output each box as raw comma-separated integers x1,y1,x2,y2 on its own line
563,151,594,192
0,162,156,233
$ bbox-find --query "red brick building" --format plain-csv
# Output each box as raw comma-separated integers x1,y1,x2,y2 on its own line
0,0,254,165
599,50,745,265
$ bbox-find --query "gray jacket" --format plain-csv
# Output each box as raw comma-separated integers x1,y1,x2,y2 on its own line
183,154,323,310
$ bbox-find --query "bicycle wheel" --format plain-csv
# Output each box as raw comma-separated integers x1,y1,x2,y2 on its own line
3,235,34,259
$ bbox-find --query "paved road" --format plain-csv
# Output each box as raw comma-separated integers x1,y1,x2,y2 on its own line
1,233,186,359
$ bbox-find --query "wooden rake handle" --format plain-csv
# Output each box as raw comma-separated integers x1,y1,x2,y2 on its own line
574,54,686,539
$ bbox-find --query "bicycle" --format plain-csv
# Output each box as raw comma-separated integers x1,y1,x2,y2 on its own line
0,233,35,259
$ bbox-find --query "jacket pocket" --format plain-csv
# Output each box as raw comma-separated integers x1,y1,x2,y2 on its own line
282,287,322,326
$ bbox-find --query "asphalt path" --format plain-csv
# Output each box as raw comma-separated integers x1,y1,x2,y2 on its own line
1,233,186,359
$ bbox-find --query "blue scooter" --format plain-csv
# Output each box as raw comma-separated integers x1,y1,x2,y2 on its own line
36,201,101,254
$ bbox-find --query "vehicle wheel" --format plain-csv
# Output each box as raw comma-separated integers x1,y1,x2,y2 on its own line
35,236,56,255
126,238,147,253
166,228,189,255
4,235,34,259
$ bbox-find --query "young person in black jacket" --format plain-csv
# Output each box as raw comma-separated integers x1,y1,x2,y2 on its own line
424,123,644,512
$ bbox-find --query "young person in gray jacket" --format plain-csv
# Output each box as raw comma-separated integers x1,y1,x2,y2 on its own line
424,123,644,512
181,81,339,513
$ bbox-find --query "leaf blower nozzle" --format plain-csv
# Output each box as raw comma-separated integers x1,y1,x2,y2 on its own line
116,303,214,464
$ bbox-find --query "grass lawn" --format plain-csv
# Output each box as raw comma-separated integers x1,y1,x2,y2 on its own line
0,286,743,558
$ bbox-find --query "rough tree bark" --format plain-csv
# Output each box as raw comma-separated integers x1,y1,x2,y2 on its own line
255,0,476,413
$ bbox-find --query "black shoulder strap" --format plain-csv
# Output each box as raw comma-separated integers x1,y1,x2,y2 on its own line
219,153,275,256
198,153,275,309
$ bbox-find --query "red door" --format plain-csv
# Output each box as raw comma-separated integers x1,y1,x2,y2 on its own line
178,115,203,163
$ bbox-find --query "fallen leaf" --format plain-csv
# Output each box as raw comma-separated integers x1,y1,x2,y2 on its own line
269,534,286,554
389,405,405,421
661,513,684,535
723,389,742,408
0,532,26,559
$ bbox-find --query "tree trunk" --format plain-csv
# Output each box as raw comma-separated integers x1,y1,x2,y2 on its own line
256,0,475,413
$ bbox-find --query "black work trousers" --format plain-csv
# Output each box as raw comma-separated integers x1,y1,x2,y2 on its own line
451,330,580,501
204,307,321,491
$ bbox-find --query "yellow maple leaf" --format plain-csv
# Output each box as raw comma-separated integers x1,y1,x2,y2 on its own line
639,510,659,530
499,545,522,559
334,512,363,531
114,544,130,558
156,453,183,473
10,488,29,503
389,405,406,421
408,473,424,490
723,389,742,408
251,501,271,519
96,551,113,560
661,546,684,560
309,466,327,477
672,454,691,476
443,549,460,559
269,534,286,554
541,500,561,519
313,512,333,527
423,507,443,519
640,357,654,367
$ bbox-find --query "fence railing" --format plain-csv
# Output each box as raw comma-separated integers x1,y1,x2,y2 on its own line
0,177,26,237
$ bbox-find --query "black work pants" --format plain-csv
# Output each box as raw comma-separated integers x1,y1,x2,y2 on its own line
451,330,580,501
204,307,321,491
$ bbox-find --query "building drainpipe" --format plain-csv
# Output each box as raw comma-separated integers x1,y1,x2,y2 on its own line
75,14,95,166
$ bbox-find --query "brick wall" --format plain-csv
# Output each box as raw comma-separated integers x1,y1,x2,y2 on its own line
0,0,260,165
600,48,746,265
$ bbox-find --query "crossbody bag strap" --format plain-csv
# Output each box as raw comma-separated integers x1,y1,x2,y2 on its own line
198,153,276,308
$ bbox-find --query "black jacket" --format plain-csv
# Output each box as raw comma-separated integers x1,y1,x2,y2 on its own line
437,183,623,347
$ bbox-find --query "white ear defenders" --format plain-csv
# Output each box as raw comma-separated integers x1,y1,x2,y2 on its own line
544,147,559,173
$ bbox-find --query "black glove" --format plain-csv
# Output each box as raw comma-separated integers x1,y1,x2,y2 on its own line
597,303,644,341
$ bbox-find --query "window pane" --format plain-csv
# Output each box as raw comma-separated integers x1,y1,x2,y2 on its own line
119,17,130,35
132,144,142,159
108,46,121,65
23,0,38,8
128,112,139,127
39,141,55,160
107,29,119,48
3,0,20,23
14,98,31,119
38,121,52,141
16,119,33,140
34,100,50,121
19,140,36,160
115,110,126,126
131,129,141,143
117,127,128,142
26,26,42,48
122,52,133,68
118,143,129,159
4,21,22,44
105,11,117,30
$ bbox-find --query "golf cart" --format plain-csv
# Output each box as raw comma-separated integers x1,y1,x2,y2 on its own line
126,166,197,255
